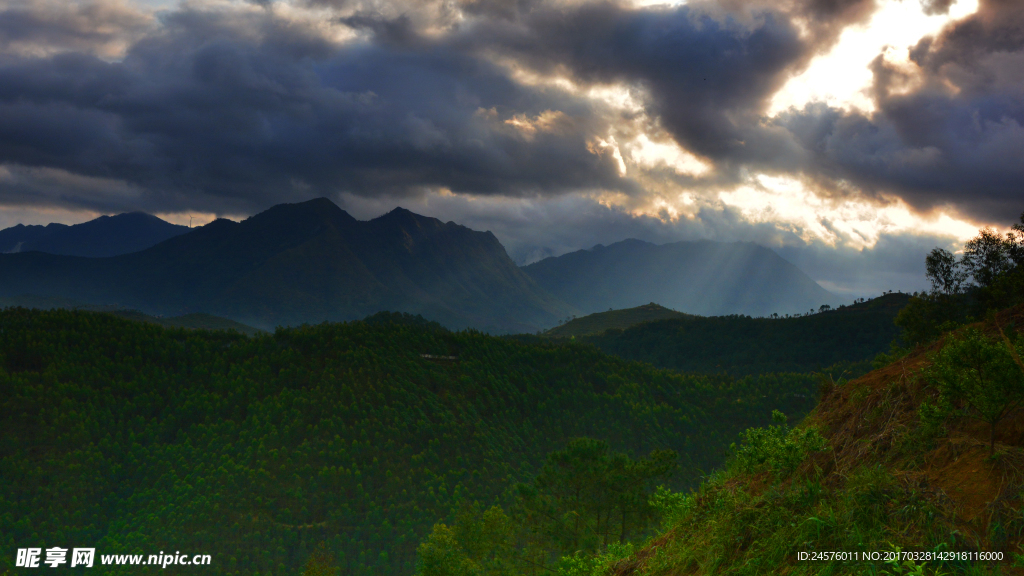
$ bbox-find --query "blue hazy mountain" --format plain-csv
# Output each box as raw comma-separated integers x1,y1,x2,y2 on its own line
0,212,189,257
522,238,839,317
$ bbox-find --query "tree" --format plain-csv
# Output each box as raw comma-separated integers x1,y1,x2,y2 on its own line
416,524,477,576
451,505,517,576
925,248,967,296
899,211,1024,347
963,228,1015,289
930,328,1024,454
515,439,676,557
301,542,339,576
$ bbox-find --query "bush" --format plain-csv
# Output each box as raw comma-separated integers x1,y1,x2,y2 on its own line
731,411,828,476
928,328,1024,454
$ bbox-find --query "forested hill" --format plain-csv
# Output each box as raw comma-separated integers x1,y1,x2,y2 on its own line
0,308,821,576
545,303,692,337
578,293,911,376
593,304,1024,575
0,294,264,335
0,199,572,332
522,238,839,317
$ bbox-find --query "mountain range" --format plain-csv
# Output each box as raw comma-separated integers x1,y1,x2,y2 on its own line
0,212,189,257
0,198,571,332
0,198,840,330
523,238,839,317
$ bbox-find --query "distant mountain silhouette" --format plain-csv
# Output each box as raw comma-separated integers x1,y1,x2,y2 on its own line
522,238,839,317
0,198,572,332
0,212,189,257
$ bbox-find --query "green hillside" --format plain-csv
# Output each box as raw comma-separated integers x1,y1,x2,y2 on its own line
579,293,911,376
545,303,691,337
0,308,821,576
582,304,1024,576
414,217,1024,576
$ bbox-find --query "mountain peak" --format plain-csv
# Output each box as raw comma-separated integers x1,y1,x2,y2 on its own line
604,238,653,249
0,198,573,332
245,197,357,229
378,206,425,220
371,207,446,232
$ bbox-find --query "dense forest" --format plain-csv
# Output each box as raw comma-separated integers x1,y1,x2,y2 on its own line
405,212,1024,576
556,304,1024,576
553,293,910,377
0,309,821,575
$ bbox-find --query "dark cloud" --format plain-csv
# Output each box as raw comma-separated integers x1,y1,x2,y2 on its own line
457,0,543,21
0,0,888,217
460,3,808,163
0,2,633,215
338,12,420,47
0,0,1018,239
442,0,884,186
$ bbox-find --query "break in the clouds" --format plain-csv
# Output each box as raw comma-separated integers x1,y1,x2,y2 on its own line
773,0,1024,224
0,0,1020,296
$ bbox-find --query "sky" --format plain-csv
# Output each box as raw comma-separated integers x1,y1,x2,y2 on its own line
0,0,1021,299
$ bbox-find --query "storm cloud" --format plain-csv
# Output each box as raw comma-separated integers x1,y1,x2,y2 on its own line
0,1,633,215
0,0,886,216
0,0,1019,297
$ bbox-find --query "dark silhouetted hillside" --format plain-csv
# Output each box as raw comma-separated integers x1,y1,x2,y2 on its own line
0,198,573,332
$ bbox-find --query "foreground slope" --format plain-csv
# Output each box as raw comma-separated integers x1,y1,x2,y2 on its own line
0,308,820,576
0,212,189,257
522,239,838,317
0,199,572,331
603,305,1024,576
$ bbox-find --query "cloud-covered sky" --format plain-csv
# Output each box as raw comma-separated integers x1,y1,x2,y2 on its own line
0,0,1020,298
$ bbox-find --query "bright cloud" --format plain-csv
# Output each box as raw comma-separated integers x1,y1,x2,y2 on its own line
625,134,711,177
719,174,980,248
768,0,980,114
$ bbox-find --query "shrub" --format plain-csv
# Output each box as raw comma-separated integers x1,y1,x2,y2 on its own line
731,410,828,476
928,328,1024,454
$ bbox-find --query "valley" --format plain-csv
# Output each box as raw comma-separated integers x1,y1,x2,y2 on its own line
1,205,1021,576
